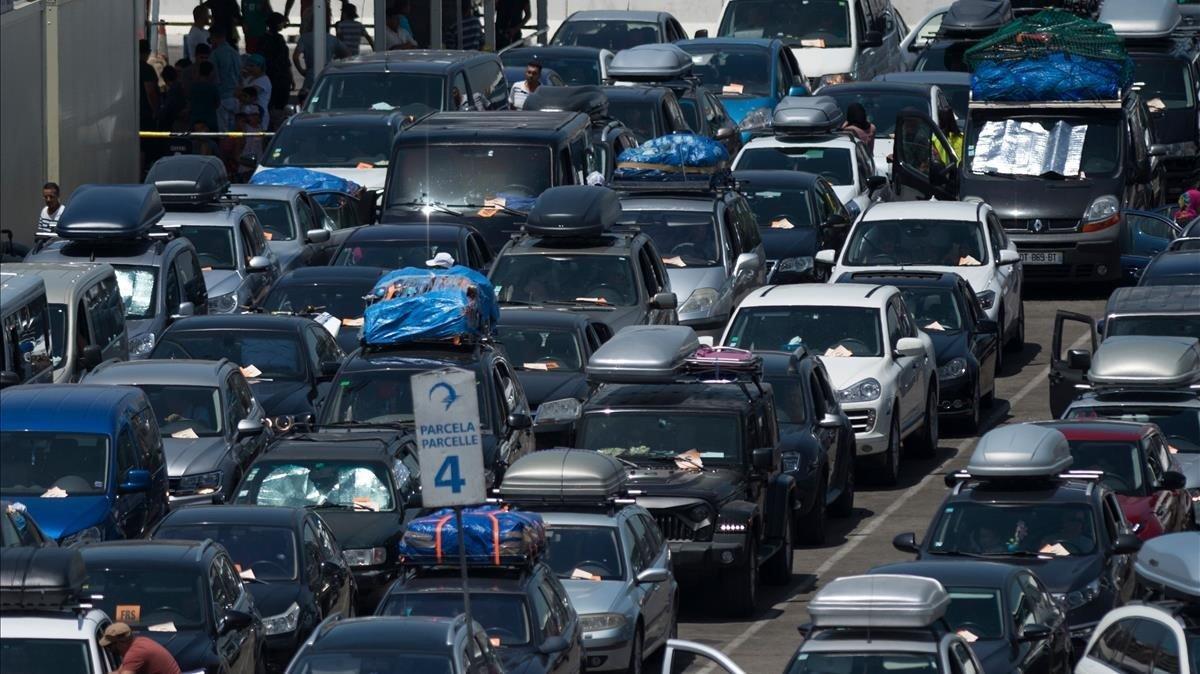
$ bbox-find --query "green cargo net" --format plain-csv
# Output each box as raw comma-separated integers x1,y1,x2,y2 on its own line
964,9,1131,78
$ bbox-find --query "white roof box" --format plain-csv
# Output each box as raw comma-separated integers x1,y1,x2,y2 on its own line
587,325,700,383
1134,532,1200,599
809,574,950,629
608,44,693,82
773,96,845,135
498,448,627,501
1099,0,1180,39
1088,336,1200,388
967,424,1073,477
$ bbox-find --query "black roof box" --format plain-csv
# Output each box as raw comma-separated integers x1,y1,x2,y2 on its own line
525,186,621,238
939,0,1013,36
0,547,88,612
56,184,166,241
524,85,609,122
144,155,230,205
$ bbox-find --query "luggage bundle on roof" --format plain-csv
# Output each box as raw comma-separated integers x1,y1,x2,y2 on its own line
399,505,546,566
361,266,499,346
0,548,90,612
612,133,730,181
808,574,951,629
52,184,167,241
938,0,1014,37
144,155,230,206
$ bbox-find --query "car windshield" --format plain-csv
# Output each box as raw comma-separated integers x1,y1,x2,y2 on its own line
333,241,457,269
388,144,552,208
501,53,602,85
901,287,964,332
494,326,584,372
113,265,158,319
844,219,988,267
1066,406,1200,453
786,653,940,673
307,72,446,115
552,20,659,50
263,124,392,168
237,461,396,511
380,592,532,646
944,587,1005,640
178,225,237,270
263,282,372,319
766,376,808,426
154,524,298,581
320,368,490,427
545,525,625,581
0,639,94,673
1105,315,1200,339
966,115,1121,179
153,330,306,381
137,384,224,437
84,568,207,629
491,254,639,307
1064,439,1145,495
735,147,853,186
579,412,743,464
291,654,453,674
725,306,884,357
606,98,660,140
0,431,108,497
719,0,851,47
743,188,816,229
928,502,1099,557
825,91,931,138
619,210,721,267
681,45,772,97
1133,57,1196,111
238,198,297,242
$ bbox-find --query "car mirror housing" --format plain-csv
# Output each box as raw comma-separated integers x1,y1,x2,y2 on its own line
998,249,1021,265
636,568,669,584
80,344,103,371
221,609,255,634
1161,470,1186,490
237,418,265,438
1017,624,1052,642
815,249,837,266
320,360,341,378
172,301,195,319
862,30,883,47
507,412,533,430
247,255,272,272
650,292,677,310
306,228,331,243
539,635,570,655
733,252,759,276
818,413,842,429
1112,532,1142,555
1067,349,1091,371
0,371,19,389
752,446,775,471
715,126,735,140
866,175,888,192
895,337,925,358
118,468,152,494
892,532,919,554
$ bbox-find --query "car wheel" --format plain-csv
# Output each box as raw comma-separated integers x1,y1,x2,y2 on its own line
867,409,900,486
1005,301,1025,352
624,626,644,674
796,475,827,545
829,455,855,518
962,378,981,433
721,537,758,617
905,387,938,458
766,505,794,582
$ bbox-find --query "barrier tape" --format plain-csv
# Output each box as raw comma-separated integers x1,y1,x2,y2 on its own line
139,131,275,138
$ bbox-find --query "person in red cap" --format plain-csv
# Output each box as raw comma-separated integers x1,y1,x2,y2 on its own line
100,623,181,674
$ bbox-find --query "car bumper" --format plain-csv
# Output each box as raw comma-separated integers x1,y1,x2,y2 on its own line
668,538,749,576
1008,231,1120,282
352,567,401,614
169,491,222,507
843,401,887,456
582,626,636,671
264,632,304,673
937,376,975,417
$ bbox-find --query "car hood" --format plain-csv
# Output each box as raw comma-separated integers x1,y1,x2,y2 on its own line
21,495,111,541
534,303,648,334
666,266,728,301
163,436,229,478
839,264,996,297
990,554,1104,594
925,330,969,364
761,226,818,261
384,209,522,254
818,356,886,389
561,579,628,615
514,370,588,408
249,378,314,416
144,628,216,670
1172,452,1200,489
315,510,405,550
248,581,304,618
717,95,777,124
969,638,1015,674
496,646,550,674
626,466,743,503
960,176,1111,222
202,269,245,297
793,47,856,79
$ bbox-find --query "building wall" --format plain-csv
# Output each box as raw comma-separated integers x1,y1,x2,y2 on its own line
1,4,47,245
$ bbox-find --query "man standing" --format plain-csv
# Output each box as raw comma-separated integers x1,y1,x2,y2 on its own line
262,12,293,125
383,12,417,49
183,5,211,61
210,26,242,131
508,61,540,109
38,183,65,233
293,6,351,99
100,623,181,674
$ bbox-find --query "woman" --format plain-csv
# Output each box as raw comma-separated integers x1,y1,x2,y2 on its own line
1175,188,1200,226
262,12,293,126
842,102,876,154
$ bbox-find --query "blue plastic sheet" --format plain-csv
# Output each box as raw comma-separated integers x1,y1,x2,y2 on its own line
971,54,1129,102
614,133,729,181
250,167,363,196
400,506,546,563
362,266,499,345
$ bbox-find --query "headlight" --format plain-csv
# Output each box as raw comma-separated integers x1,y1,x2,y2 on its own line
975,290,996,311
1054,579,1101,610
177,470,223,495
534,398,582,425
1079,195,1120,233
211,292,238,313
938,357,968,380
819,72,852,87
737,106,773,133
343,547,387,567
263,602,300,635
129,332,156,358
679,288,719,316
775,256,814,275
579,613,627,633
61,525,103,547
837,378,881,403
266,415,295,434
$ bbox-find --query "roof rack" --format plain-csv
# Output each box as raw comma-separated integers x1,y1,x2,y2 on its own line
609,169,737,195
607,44,693,82
44,184,167,243
808,574,950,630
0,548,97,614
497,448,634,509
525,186,621,239
144,155,232,206
969,99,1122,110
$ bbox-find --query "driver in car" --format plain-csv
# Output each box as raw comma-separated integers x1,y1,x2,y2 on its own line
1039,511,1092,556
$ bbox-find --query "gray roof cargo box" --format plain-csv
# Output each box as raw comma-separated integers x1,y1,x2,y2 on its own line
145,155,230,205
809,574,950,628
773,96,845,135
587,325,700,383
1098,0,1180,39
940,0,1014,36
1088,336,1200,387
525,186,621,239
1133,531,1200,598
498,448,627,500
608,44,693,81
967,424,1073,477
56,184,166,241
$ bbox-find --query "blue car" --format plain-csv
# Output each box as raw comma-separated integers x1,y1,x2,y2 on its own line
1120,210,1180,282
677,38,808,139
0,385,170,546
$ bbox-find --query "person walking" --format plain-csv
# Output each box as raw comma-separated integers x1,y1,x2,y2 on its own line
100,623,181,674
336,2,374,53
210,26,243,131
37,183,65,233
508,60,540,109
183,4,211,61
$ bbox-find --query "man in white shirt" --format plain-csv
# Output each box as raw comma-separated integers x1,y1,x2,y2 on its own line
183,5,211,62
508,61,541,109
241,54,273,128
38,182,65,232
384,13,418,49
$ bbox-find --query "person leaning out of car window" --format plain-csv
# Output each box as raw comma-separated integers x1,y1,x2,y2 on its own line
101,623,182,674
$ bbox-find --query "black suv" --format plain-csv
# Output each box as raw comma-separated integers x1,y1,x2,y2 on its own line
575,325,796,616
524,85,645,181
306,50,510,115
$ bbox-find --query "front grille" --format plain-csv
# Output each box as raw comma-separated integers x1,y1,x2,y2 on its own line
846,410,873,433
1002,218,1079,232
654,513,696,542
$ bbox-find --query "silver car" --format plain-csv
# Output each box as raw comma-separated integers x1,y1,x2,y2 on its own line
226,184,336,272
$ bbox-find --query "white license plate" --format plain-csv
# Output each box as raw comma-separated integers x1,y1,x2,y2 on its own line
1020,251,1063,265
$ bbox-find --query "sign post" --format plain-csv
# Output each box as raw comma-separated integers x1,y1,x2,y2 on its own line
411,367,486,632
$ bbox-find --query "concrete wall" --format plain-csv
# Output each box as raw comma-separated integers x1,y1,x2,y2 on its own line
1,4,46,246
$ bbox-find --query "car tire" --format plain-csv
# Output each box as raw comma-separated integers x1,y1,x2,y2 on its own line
867,409,901,486
962,378,981,433
796,475,827,545
624,626,644,674
766,506,794,583
1005,301,1025,352
905,387,938,458
829,456,855,518
721,538,758,617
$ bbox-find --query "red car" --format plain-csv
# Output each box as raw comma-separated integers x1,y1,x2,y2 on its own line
1036,421,1191,540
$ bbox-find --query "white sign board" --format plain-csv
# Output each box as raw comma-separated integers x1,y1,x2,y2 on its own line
411,367,486,508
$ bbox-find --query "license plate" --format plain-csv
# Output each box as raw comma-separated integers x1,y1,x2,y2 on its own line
1020,251,1063,265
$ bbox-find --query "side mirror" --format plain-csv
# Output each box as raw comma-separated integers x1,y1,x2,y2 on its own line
976,319,999,334
1161,470,1186,490
305,228,331,244
818,412,842,429
80,344,103,371
1148,144,1167,157
866,175,888,192
319,360,341,378
787,85,809,97
172,301,195,319
815,249,837,266
118,468,151,494
892,532,919,554
650,292,677,310
539,635,569,655
319,560,343,577
406,491,423,508
507,412,533,430
752,446,775,471
1017,623,1053,643
895,336,925,358
220,609,255,634
715,126,735,140
247,255,272,273
733,252,759,276
694,29,709,38
862,30,883,48
636,567,669,584
0,370,19,389
1112,532,1142,555
236,418,265,438
211,492,226,505
998,249,1021,266
1066,349,1092,371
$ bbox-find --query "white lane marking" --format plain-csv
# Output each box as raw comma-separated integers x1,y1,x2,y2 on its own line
696,331,1090,670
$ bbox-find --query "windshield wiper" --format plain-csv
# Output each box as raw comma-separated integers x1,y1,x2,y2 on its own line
392,199,462,217
926,548,992,559
306,501,377,512
319,419,415,429
642,454,705,470
541,299,616,311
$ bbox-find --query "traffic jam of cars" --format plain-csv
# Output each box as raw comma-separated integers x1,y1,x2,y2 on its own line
1,0,1198,671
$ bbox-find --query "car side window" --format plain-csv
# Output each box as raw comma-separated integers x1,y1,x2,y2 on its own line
809,373,828,419
1124,619,1170,673
116,427,138,476
315,517,342,559
133,408,162,472
1142,437,1165,487
530,581,557,637
734,198,762,248
1155,625,1182,674
219,555,245,605
885,303,902,346
636,247,660,297
623,518,648,574
985,214,1004,259
468,61,507,110
178,250,205,305
1102,495,1123,540
1092,619,1134,666
302,521,322,583
226,373,252,421
1018,573,1055,624
85,279,123,350
494,360,527,415
638,513,664,556
1009,577,1035,629
313,327,343,364
164,264,181,316
302,326,322,369
665,95,689,133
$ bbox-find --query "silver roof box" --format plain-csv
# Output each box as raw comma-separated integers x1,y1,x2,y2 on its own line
1088,336,1200,388
608,44,693,82
498,448,627,500
967,424,1073,477
587,325,700,383
1099,0,1180,39
773,96,845,135
1134,532,1199,599
809,574,950,629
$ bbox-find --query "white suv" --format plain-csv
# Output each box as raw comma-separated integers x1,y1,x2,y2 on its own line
817,200,1025,368
721,283,938,484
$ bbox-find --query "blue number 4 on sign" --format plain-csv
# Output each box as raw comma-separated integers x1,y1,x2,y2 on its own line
434,455,467,494
411,367,486,508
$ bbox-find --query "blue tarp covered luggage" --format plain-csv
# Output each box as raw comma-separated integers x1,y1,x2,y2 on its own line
362,266,499,345
971,53,1128,102
613,133,729,181
399,506,546,564
249,167,364,196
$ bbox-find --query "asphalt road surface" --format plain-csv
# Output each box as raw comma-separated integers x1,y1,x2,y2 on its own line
667,282,1110,673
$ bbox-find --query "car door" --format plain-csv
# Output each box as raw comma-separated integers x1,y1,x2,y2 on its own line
313,515,354,617
893,109,959,201
984,212,1020,325
627,513,670,644
808,370,840,482
960,283,998,396
112,422,148,539
1048,311,1099,417
215,554,258,674
887,299,922,427
240,215,278,307
295,194,337,266
1126,210,1179,261
177,248,209,315
1146,432,1188,533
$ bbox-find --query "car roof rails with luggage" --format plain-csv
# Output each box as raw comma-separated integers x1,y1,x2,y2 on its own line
807,574,951,630
1083,336,1200,390
524,185,623,239
497,448,635,510
587,324,765,390
772,96,846,138
1098,0,1181,41
607,43,694,83
0,547,96,614
398,506,547,573
944,423,1090,488
939,0,1014,37
1133,531,1199,600
144,155,232,207
36,183,170,248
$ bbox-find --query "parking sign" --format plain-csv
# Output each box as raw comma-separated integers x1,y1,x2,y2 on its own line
411,367,486,508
